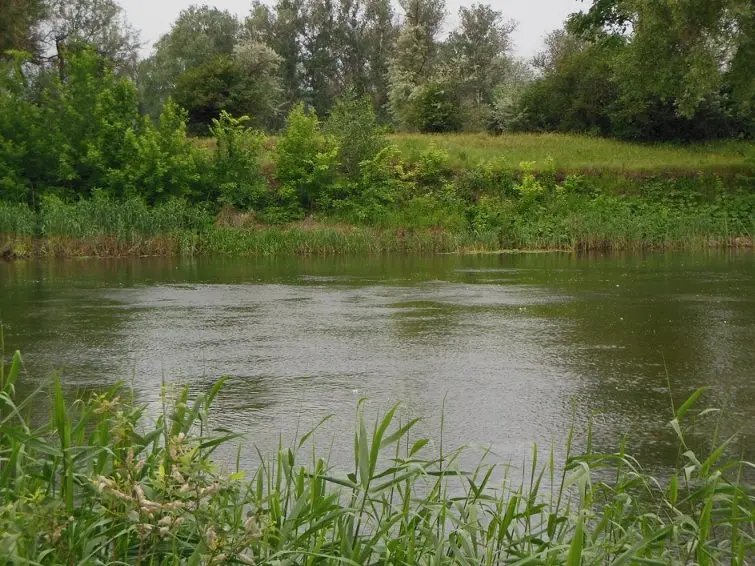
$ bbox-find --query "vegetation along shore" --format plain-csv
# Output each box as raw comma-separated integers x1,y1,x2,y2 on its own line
2,350,754,564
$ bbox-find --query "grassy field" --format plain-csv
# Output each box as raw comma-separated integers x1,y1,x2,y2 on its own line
391,133,755,174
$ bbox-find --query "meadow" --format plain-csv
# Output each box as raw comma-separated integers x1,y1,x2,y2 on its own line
390,133,755,175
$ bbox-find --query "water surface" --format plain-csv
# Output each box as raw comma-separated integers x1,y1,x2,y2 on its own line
1,252,753,472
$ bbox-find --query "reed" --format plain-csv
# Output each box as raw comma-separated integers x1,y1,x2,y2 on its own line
1,350,753,564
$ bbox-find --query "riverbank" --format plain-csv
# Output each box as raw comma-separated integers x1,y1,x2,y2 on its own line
1,173,753,258
1,350,753,564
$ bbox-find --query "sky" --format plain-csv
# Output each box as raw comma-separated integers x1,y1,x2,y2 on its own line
119,0,586,59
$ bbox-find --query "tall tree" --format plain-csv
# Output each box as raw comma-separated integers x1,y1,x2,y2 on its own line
447,4,515,106
0,0,47,59
138,6,239,117
245,0,306,110
362,0,397,117
569,0,755,117
302,0,340,115
387,0,446,128
42,0,141,75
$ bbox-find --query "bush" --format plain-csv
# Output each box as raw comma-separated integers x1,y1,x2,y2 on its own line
0,49,207,205
209,112,268,210
129,99,202,204
325,96,388,180
411,80,462,133
274,104,339,213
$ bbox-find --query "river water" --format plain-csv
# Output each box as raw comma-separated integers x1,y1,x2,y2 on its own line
1,251,753,473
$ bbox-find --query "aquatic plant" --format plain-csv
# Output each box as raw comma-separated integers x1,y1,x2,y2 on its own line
1,349,752,564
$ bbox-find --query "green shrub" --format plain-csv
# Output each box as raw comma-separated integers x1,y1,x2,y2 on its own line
209,112,268,210
325,96,388,180
129,99,202,204
274,104,339,213
411,79,463,133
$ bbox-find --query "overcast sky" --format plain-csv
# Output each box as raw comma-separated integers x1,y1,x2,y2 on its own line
119,0,586,59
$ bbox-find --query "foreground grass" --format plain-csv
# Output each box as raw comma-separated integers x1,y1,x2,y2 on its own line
391,133,755,174
1,350,753,564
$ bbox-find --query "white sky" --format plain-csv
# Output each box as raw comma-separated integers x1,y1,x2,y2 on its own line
120,0,586,59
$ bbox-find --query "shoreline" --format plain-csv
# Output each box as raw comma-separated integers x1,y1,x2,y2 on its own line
1,229,753,260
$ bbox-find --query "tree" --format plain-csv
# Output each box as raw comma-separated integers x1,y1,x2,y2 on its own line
362,0,397,118
387,0,446,129
138,5,240,118
448,4,515,105
302,0,340,115
445,3,515,129
245,0,306,111
0,0,47,59
569,0,755,118
42,0,141,76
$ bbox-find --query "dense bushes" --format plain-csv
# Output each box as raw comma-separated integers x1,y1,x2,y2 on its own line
0,49,207,205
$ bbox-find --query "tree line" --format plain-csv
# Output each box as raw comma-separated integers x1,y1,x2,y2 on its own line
1,0,753,140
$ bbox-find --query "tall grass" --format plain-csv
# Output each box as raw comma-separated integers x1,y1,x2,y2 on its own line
1,350,753,564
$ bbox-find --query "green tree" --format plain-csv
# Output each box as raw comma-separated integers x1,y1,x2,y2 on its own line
446,3,515,118
274,103,338,212
172,42,282,134
0,0,47,59
387,0,446,129
362,0,397,118
245,0,306,111
44,0,141,76
138,5,240,118
302,0,340,116
570,0,755,118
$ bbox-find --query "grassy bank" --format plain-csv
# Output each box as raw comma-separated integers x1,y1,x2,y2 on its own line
1,179,753,258
2,131,754,259
390,133,755,175
1,350,753,564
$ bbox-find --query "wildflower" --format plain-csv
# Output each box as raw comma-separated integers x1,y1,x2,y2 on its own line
158,515,173,527
135,523,153,537
200,483,219,498
237,551,256,565
205,527,217,549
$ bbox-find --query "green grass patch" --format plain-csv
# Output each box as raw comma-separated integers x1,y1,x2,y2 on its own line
1,350,753,564
390,132,755,175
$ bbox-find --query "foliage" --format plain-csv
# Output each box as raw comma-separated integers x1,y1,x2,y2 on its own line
411,78,463,133
1,351,753,564
138,5,241,119
209,112,268,211
0,0,47,59
0,48,208,205
172,43,282,135
274,104,339,214
325,96,388,179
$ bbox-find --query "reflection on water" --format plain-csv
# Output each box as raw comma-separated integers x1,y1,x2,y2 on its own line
1,251,753,472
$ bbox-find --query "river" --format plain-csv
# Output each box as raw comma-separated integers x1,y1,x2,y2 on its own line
1,251,753,474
